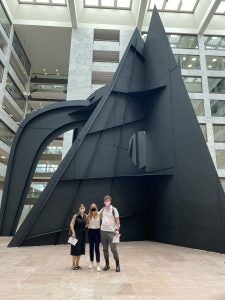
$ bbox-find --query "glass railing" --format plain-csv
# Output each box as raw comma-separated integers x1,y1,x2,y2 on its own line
0,120,15,146
43,146,63,154
31,73,68,81
5,74,26,112
31,83,67,94
35,165,59,174
0,2,11,37
0,61,4,82
12,32,31,75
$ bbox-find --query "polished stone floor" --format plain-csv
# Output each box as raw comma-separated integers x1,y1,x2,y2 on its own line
0,237,225,300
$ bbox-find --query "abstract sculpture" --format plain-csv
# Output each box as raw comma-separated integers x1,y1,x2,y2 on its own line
1,8,225,253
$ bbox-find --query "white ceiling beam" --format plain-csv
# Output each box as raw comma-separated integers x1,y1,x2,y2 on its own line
67,0,78,28
136,0,148,31
198,0,221,34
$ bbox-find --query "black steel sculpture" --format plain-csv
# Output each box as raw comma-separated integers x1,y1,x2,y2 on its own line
1,8,225,253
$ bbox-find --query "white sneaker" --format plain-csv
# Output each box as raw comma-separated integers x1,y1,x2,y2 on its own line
89,262,93,269
97,265,101,272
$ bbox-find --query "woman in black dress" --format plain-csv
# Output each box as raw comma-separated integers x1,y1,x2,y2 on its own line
70,203,87,270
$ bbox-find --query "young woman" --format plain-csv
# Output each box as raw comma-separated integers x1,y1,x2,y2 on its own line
87,203,101,272
70,203,87,270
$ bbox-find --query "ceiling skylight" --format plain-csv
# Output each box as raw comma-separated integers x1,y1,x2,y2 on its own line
18,0,66,6
84,0,132,10
149,0,199,13
216,1,225,14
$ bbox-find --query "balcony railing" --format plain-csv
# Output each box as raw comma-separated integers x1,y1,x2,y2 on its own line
30,83,67,94
12,32,31,75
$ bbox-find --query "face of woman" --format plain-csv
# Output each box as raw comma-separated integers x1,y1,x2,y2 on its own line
79,207,85,214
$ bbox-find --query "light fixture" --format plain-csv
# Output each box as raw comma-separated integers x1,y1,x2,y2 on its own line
188,64,193,68
208,65,212,68
9,114,13,117
56,73,59,76
44,72,47,75
212,58,217,62
183,56,187,61
43,68,46,71
192,57,197,61
1,156,6,159
56,69,58,72
2,106,5,109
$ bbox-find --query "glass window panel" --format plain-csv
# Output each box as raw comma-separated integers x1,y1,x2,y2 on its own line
117,0,131,8
180,55,200,69
13,32,31,75
206,56,225,70
165,0,180,11
208,78,225,94
220,178,225,191
84,0,98,6
210,100,225,117
180,0,197,11
191,99,205,116
216,150,225,169
213,125,225,142
5,74,26,112
200,124,207,141
0,2,11,36
19,0,34,3
183,77,202,93
0,120,15,146
52,0,66,4
173,54,179,64
101,0,114,6
36,0,50,3
167,34,198,49
204,36,225,50
216,1,225,13
149,0,164,10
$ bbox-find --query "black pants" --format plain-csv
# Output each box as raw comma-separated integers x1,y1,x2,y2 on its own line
88,229,100,262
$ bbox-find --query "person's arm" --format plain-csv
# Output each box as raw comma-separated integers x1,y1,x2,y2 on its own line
70,214,76,238
99,208,103,220
114,208,120,234
85,214,89,228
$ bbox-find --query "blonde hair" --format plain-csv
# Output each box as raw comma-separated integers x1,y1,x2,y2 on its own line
88,203,99,220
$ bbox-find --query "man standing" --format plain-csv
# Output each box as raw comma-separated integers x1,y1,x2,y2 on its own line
100,195,120,272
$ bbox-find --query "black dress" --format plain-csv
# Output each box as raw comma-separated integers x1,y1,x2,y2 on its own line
70,214,86,256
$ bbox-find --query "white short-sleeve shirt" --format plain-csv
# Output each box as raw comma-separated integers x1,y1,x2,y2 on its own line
100,205,119,232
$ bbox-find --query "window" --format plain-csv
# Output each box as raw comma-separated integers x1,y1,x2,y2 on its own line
5,74,26,112
92,71,114,85
191,99,205,116
84,0,132,9
148,0,199,13
94,29,120,42
211,100,225,117
168,34,198,49
213,125,225,142
208,78,225,94
220,178,225,192
206,56,225,71
200,124,207,141
182,77,202,93
216,1,225,14
12,32,31,75
204,36,225,50
18,0,66,6
93,50,119,63
0,2,11,36
216,150,225,169
0,120,15,146
176,54,200,69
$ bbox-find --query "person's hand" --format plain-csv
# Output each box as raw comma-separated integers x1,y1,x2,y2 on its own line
115,230,119,236
72,232,76,239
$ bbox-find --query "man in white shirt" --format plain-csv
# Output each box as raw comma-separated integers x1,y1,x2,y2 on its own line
100,195,120,272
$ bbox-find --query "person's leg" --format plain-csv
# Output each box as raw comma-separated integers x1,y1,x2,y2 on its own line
71,256,76,269
88,230,94,268
109,233,120,272
95,229,101,271
101,230,110,271
76,256,81,269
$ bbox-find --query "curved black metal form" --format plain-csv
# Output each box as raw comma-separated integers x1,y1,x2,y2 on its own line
2,8,225,253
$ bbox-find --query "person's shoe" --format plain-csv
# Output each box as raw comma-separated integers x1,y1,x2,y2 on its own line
97,265,101,272
115,260,120,272
89,262,93,269
103,258,110,271
77,266,83,270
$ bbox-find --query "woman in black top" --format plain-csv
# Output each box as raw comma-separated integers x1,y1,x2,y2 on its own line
70,203,87,270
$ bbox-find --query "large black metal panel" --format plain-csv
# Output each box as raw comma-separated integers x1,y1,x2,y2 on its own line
1,8,225,253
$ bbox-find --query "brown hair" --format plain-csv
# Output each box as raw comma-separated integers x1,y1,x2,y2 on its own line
103,195,112,202
88,203,99,220
77,203,85,215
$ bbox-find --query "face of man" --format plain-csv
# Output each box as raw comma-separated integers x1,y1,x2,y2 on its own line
104,199,111,208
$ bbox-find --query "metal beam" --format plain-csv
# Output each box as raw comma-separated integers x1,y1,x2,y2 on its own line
136,0,148,31
67,0,78,28
198,0,221,34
